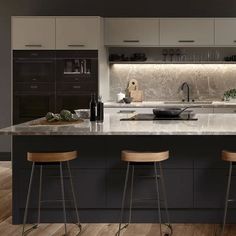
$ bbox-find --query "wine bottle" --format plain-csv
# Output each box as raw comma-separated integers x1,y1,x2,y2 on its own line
90,93,97,121
97,96,104,122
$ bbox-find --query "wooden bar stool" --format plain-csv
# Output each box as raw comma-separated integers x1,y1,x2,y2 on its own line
221,150,236,236
117,150,172,236
22,151,82,236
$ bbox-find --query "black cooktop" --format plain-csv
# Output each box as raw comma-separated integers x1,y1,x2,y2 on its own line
120,113,198,121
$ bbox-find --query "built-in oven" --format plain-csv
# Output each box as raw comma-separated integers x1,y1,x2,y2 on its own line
55,50,98,82
13,51,55,83
13,51,55,124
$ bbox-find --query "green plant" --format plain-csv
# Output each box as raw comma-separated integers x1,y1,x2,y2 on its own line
60,109,73,121
224,89,236,100
45,110,79,122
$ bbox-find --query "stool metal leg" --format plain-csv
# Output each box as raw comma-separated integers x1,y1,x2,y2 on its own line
154,162,162,236
60,162,67,236
117,162,130,236
22,162,37,236
128,165,135,224
37,165,43,225
67,161,82,234
221,162,233,236
159,163,172,235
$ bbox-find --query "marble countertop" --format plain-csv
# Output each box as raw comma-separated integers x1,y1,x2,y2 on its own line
104,101,236,108
2,113,236,135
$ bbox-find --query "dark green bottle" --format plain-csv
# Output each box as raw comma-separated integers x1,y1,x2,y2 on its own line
90,93,97,121
97,96,104,122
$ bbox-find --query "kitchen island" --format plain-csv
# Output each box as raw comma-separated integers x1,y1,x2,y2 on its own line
2,113,236,224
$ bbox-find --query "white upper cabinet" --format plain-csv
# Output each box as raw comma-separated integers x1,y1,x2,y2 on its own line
215,18,236,46
56,17,101,50
12,17,56,50
105,18,160,46
160,18,214,46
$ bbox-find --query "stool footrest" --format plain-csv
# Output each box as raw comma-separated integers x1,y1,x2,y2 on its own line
22,224,38,236
40,199,73,203
228,199,236,202
133,197,163,202
137,175,160,179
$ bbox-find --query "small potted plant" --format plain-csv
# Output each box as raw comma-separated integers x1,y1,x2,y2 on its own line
224,89,236,102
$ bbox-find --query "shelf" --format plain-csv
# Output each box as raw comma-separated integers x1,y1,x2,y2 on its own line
63,72,91,75
109,61,236,64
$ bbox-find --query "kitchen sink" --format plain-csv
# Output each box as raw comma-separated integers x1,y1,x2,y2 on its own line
164,101,213,105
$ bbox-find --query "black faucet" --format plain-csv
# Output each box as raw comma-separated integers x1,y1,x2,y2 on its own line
181,82,190,102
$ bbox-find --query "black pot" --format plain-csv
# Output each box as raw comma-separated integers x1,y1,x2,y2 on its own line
153,106,197,117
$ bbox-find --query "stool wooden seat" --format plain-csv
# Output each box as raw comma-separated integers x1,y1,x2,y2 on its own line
117,150,172,236
27,151,77,163
222,150,236,162
22,150,81,236
121,150,169,162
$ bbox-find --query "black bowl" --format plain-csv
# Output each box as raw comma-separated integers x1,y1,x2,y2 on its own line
123,97,133,104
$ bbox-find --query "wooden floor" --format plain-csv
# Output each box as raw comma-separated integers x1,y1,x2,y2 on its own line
0,162,236,236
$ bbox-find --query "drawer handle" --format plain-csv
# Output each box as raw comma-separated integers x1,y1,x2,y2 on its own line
25,44,42,47
68,44,85,47
123,40,140,43
119,110,136,113
32,78,37,81
30,85,38,89
178,40,195,43
73,85,81,89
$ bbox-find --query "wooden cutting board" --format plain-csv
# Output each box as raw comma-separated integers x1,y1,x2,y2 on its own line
127,79,143,102
31,119,84,126
129,90,144,102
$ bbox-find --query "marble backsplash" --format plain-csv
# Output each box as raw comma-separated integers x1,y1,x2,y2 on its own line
109,64,236,101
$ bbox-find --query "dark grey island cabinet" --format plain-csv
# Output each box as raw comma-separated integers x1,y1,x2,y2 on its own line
10,134,236,224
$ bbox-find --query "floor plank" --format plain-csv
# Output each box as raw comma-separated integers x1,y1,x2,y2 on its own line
0,161,235,235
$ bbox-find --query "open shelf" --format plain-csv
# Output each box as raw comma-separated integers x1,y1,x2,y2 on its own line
109,61,236,65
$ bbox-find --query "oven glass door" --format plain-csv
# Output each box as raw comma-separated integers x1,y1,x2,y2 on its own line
14,60,55,83
56,50,98,83
13,51,55,83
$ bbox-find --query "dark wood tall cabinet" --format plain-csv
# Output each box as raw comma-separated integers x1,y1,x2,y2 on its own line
13,50,98,124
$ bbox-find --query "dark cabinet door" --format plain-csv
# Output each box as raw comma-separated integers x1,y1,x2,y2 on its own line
194,169,236,208
107,168,194,209
13,94,55,124
19,168,107,209
56,93,91,112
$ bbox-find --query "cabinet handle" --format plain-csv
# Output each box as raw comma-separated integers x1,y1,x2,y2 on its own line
73,85,81,89
178,40,195,43
32,78,37,81
233,40,236,43
68,44,85,47
30,85,38,89
123,40,140,43
25,44,42,47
